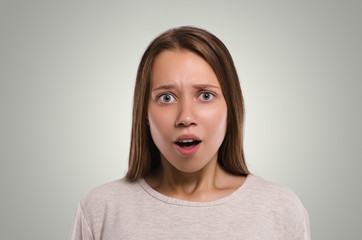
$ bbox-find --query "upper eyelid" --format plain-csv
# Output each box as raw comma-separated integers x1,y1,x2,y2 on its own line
157,91,176,99
155,91,216,99
156,92,177,103
198,91,215,100
198,90,216,96
153,88,218,101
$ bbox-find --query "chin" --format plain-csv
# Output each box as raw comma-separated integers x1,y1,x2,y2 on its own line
171,161,209,174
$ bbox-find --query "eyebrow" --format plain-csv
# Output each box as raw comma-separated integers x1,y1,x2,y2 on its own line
152,84,220,92
193,84,220,90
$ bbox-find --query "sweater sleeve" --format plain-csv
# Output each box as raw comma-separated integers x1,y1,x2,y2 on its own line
293,208,311,240
69,203,94,240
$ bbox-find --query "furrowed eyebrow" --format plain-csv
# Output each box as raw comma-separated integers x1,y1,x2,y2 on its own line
193,84,220,90
152,84,175,92
151,84,220,92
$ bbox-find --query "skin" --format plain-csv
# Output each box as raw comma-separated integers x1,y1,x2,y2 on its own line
147,50,246,202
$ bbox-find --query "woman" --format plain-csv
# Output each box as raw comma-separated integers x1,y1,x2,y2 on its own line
70,26,310,239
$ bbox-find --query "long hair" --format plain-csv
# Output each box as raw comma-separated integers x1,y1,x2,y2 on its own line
126,26,250,180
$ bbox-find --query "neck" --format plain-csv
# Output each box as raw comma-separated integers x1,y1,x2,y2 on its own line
145,154,247,202
151,153,227,197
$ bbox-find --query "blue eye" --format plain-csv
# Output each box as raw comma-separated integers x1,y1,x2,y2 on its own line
158,93,176,103
198,92,214,101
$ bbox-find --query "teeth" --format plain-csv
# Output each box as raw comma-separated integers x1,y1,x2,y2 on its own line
179,139,194,143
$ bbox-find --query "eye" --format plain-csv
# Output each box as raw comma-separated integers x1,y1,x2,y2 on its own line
158,93,176,103
198,92,214,101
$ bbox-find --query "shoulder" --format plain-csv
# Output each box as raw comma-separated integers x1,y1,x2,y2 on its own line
246,174,306,209
73,178,145,238
245,174,309,233
79,177,141,213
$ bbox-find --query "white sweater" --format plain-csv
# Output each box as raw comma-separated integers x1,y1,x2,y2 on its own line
70,174,310,239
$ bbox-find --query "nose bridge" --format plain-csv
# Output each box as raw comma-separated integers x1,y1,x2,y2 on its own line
176,95,195,127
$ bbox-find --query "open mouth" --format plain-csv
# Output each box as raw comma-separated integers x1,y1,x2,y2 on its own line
173,134,202,156
175,139,202,148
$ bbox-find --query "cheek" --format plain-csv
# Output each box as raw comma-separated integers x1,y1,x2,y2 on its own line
147,105,173,143
198,104,227,132
197,103,227,148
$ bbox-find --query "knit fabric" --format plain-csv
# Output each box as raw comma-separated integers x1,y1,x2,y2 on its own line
70,174,310,239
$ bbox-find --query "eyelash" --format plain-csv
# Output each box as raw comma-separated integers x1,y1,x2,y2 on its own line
198,91,215,101
157,91,215,104
157,93,176,103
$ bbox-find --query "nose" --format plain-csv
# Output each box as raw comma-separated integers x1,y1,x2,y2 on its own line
175,99,196,127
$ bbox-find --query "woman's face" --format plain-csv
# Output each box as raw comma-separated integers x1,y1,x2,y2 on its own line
148,50,227,173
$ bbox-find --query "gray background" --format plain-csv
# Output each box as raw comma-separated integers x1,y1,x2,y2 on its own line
1,0,361,239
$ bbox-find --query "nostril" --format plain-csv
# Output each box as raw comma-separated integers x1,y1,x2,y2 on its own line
175,117,195,127
176,121,194,127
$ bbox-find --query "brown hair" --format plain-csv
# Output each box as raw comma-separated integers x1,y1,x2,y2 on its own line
126,26,250,180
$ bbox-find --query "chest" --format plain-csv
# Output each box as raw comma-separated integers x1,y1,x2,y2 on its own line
95,202,289,240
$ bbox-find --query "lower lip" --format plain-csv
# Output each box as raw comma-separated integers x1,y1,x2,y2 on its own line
174,142,201,156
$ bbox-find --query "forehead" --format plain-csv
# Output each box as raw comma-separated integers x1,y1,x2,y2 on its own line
150,50,220,88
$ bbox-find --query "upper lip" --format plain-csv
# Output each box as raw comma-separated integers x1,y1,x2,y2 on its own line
174,134,201,143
